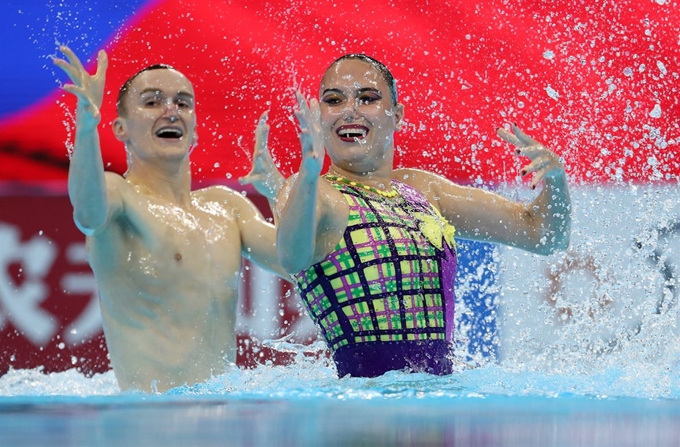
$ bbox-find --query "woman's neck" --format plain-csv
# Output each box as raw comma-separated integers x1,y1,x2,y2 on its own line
327,166,393,191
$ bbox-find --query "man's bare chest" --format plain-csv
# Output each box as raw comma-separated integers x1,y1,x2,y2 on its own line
92,198,244,277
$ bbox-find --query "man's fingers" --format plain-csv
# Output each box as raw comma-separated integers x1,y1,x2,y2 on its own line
59,45,86,73
94,50,108,79
61,84,93,106
258,110,269,125
255,122,270,144
254,111,269,142
239,173,259,185
239,173,265,186
53,58,82,85
260,125,270,143
61,84,79,96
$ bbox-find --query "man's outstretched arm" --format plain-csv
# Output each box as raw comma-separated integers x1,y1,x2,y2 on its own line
54,45,121,234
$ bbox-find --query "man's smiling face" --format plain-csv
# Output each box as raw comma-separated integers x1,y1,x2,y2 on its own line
114,68,197,163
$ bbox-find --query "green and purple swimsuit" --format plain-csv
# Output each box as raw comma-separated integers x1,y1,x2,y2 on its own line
293,176,457,377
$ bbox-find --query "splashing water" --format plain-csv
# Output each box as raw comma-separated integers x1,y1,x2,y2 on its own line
2,348,679,400
3,182,680,401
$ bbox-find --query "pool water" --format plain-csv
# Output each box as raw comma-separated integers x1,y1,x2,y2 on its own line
3,393,679,447
2,360,680,447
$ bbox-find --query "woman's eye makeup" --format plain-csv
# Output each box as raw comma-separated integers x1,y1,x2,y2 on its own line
322,95,344,105
322,90,382,106
358,93,381,104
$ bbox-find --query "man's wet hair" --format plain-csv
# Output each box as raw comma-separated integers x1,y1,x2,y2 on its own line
116,64,176,116
325,54,398,105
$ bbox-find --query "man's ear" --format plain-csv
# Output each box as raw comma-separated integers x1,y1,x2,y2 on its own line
112,117,127,142
394,103,405,131
189,130,199,154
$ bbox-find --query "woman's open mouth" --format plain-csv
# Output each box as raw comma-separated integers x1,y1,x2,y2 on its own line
336,124,369,142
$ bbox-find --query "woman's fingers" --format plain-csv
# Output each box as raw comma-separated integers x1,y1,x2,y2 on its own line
496,127,522,147
521,156,548,176
498,123,564,187
522,153,562,188
497,124,541,155
511,123,539,146
295,91,311,122
309,97,320,120
517,144,546,160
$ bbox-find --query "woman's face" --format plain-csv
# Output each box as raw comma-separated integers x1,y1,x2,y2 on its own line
319,58,403,173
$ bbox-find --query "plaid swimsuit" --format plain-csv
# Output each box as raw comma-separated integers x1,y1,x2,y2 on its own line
293,178,457,377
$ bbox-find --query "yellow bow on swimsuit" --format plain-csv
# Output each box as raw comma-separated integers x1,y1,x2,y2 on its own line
414,207,456,251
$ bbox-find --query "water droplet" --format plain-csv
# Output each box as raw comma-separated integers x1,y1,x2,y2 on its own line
657,61,667,76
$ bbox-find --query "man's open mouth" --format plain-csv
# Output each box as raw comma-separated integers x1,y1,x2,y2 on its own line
155,127,184,139
336,125,369,142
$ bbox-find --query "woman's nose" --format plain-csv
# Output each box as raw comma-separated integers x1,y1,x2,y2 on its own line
342,102,358,121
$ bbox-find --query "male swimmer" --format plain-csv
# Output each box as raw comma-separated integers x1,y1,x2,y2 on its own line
54,46,286,392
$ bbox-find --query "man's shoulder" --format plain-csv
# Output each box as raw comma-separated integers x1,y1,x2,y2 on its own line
103,171,129,187
193,184,238,198
192,185,253,207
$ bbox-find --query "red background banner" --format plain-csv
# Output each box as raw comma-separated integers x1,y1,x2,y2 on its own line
1,0,678,184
